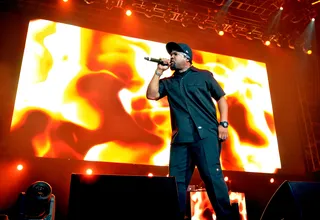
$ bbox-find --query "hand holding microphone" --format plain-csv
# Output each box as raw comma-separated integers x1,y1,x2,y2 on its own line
144,56,170,76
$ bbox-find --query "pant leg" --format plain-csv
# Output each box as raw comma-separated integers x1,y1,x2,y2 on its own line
191,135,232,219
169,142,195,218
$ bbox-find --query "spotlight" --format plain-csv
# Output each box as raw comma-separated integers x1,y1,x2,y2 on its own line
224,176,229,181
312,18,315,21
17,164,23,171
86,169,93,175
270,178,275,183
280,7,283,10
303,46,313,55
126,9,132,16
312,0,320,5
19,181,55,220
62,0,68,2
215,24,224,36
246,31,254,40
148,173,153,177
262,35,271,46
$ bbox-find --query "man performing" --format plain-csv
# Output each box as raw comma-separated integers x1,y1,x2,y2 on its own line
146,42,233,220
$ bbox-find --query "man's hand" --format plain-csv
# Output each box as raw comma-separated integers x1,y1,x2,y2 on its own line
218,125,228,141
156,58,170,73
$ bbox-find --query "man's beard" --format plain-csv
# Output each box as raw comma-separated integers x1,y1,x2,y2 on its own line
170,62,178,70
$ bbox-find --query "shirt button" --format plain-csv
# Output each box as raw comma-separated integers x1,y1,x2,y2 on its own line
197,126,202,129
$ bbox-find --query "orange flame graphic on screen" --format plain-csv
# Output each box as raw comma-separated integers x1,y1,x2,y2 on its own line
190,191,247,220
10,19,281,173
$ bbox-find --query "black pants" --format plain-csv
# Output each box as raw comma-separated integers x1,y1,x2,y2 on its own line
169,135,232,220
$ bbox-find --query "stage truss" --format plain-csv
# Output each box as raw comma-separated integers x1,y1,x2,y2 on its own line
0,0,317,50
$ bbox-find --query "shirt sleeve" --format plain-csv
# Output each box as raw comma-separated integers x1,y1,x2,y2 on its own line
207,72,225,101
158,79,168,100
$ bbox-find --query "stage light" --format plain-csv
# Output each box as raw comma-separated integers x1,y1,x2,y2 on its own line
312,0,320,5
63,0,68,2
303,46,313,55
218,30,224,36
148,173,153,177
264,40,271,46
215,24,224,36
270,178,274,183
166,174,169,177
86,168,93,175
224,176,229,181
126,9,132,16
246,31,254,40
17,164,23,171
312,18,315,21
280,7,283,10
19,181,55,220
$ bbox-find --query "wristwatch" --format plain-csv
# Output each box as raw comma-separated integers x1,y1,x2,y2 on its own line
219,121,229,128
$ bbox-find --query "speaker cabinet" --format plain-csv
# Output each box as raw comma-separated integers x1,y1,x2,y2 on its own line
0,215,8,220
260,180,320,220
68,174,180,220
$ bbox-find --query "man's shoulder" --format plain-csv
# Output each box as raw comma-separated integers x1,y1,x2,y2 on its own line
190,66,213,76
160,75,174,81
160,75,174,85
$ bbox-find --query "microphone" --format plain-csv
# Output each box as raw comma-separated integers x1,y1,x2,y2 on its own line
144,57,168,66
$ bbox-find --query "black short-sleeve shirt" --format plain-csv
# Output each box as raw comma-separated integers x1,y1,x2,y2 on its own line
158,66,225,143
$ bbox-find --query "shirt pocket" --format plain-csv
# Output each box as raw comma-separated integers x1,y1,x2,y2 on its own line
186,82,207,92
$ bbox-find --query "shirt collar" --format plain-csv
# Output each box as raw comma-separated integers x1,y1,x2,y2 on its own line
173,66,194,76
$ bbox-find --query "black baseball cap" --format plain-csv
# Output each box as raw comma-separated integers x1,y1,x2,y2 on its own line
166,42,193,62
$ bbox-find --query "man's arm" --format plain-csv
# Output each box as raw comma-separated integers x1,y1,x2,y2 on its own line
217,96,229,140
217,96,228,122
146,70,163,100
146,59,170,100
206,71,229,140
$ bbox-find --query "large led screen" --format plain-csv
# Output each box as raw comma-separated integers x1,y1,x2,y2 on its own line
10,19,281,173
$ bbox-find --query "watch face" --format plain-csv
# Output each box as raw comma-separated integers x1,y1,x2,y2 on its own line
221,122,228,128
